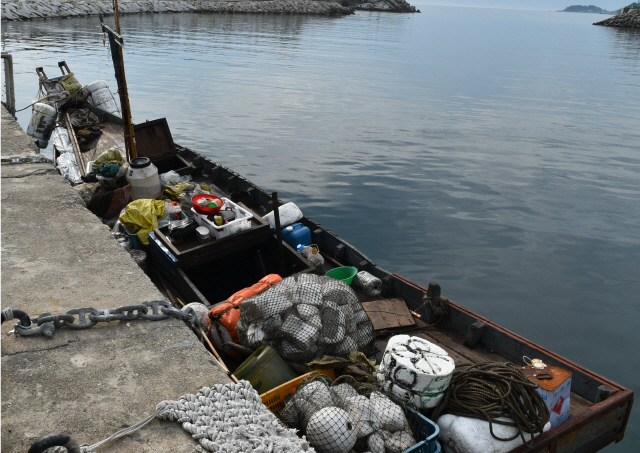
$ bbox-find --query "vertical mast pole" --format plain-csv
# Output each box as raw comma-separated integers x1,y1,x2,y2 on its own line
102,0,136,161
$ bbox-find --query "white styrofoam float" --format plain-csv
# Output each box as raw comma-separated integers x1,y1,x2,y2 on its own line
438,414,551,453
377,335,455,408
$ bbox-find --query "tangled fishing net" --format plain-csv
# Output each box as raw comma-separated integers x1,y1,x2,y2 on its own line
279,373,416,453
237,274,375,363
82,380,315,453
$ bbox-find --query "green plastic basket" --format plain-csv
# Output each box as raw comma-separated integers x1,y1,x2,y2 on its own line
325,266,358,285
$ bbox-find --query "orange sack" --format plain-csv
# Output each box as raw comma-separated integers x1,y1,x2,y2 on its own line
208,274,282,356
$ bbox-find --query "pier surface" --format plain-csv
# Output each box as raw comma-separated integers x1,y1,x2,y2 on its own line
1,105,230,451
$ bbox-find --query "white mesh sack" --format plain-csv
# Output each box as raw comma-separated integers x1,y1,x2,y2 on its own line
237,274,375,363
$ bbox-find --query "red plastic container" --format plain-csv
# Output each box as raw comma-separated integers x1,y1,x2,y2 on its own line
191,194,224,215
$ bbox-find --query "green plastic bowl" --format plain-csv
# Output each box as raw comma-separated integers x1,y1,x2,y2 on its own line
325,266,358,285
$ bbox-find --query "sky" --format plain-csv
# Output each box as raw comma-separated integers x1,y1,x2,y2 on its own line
414,1,632,11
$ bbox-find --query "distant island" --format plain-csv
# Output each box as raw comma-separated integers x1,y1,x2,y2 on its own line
561,2,640,13
562,5,607,13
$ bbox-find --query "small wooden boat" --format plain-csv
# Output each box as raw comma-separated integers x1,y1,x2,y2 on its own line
39,62,632,453
146,145,633,453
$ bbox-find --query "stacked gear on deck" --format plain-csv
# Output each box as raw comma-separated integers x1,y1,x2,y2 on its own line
433,362,551,453
208,274,283,358
236,274,375,363
377,335,455,409
279,374,416,453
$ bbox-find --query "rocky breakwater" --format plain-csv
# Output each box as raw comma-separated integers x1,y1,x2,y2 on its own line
594,7,640,28
339,0,418,13
1,0,354,21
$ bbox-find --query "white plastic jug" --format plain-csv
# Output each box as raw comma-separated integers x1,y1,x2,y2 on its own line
82,80,120,117
27,102,57,148
126,157,161,200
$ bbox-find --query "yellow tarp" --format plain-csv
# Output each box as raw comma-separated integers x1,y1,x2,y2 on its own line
93,148,125,171
162,182,211,201
119,199,166,246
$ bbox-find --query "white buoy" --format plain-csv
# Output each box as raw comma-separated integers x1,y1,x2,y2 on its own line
306,406,357,453
27,102,57,148
82,80,120,116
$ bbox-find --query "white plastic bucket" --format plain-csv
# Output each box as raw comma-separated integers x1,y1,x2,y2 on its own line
126,157,161,200
27,102,57,148
82,80,120,117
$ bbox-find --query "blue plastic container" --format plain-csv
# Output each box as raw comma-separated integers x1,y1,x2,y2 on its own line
385,391,441,453
281,223,311,249
403,404,441,453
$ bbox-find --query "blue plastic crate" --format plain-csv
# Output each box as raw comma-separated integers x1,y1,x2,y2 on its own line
403,403,441,453
122,223,145,250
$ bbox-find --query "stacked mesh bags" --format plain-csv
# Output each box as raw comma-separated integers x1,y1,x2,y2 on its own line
237,274,375,362
279,374,417,453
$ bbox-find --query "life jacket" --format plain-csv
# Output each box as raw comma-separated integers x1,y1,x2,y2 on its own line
208,274,282,357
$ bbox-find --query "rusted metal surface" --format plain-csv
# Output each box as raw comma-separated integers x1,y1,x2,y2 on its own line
523,363,572,392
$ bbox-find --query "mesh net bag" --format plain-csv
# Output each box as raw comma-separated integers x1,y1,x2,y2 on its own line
280,374,416,453
237,274,375,363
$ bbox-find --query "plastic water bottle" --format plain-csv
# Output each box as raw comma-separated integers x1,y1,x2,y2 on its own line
297,244,326,275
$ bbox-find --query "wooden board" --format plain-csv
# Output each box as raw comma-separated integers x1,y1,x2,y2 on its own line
362,298,416,331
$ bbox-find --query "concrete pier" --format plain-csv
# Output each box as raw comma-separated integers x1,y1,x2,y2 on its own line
1,105,230,451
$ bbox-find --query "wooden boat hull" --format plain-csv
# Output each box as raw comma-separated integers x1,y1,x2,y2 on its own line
158,144,633,453
53,113,632,452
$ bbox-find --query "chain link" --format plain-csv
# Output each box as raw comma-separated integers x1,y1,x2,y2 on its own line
13,301,202,341
1,155,52,165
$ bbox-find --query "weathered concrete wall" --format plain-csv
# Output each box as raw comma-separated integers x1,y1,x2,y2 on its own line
1,0,355,19
594,7,640,28
1,105,231,452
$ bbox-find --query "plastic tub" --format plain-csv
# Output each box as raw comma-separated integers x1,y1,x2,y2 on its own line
233,346,298,395
192,197,253,240
325,266,358,285
403,403,441,453
191,194,224,216
122,224,145,250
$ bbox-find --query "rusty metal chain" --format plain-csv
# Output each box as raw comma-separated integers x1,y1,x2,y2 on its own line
1,155,52,165
12,300,202,342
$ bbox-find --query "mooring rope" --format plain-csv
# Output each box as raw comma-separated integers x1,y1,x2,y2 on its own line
69,109,99,128
431,362,550,447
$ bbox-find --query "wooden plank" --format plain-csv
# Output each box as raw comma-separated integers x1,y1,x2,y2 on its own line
363,298,415,331
571,393,594,418
64,111,86,176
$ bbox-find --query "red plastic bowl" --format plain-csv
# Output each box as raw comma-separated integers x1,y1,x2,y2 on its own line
192,194,224,215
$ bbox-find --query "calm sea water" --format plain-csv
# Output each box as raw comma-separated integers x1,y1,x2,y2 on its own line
2,5,639,450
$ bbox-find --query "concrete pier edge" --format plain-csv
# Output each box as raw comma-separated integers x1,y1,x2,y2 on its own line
1,105,231,452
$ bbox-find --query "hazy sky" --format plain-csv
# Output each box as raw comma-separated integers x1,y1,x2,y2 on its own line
415,1,630,10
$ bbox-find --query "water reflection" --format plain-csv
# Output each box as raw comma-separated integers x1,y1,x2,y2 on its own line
2,9,640,450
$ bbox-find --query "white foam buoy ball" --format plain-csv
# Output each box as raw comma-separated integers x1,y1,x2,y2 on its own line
369,392,408,432
367,432,385,453
306,406,357,453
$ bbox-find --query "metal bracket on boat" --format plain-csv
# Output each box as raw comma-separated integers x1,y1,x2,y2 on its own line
12,301,202,341
463,321,487,348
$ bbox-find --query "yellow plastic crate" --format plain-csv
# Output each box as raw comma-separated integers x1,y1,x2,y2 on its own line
260,369,335,413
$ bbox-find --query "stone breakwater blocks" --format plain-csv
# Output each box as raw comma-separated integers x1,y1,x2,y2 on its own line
377,335,455,408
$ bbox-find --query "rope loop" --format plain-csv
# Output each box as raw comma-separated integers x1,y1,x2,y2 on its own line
432,362,550,447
